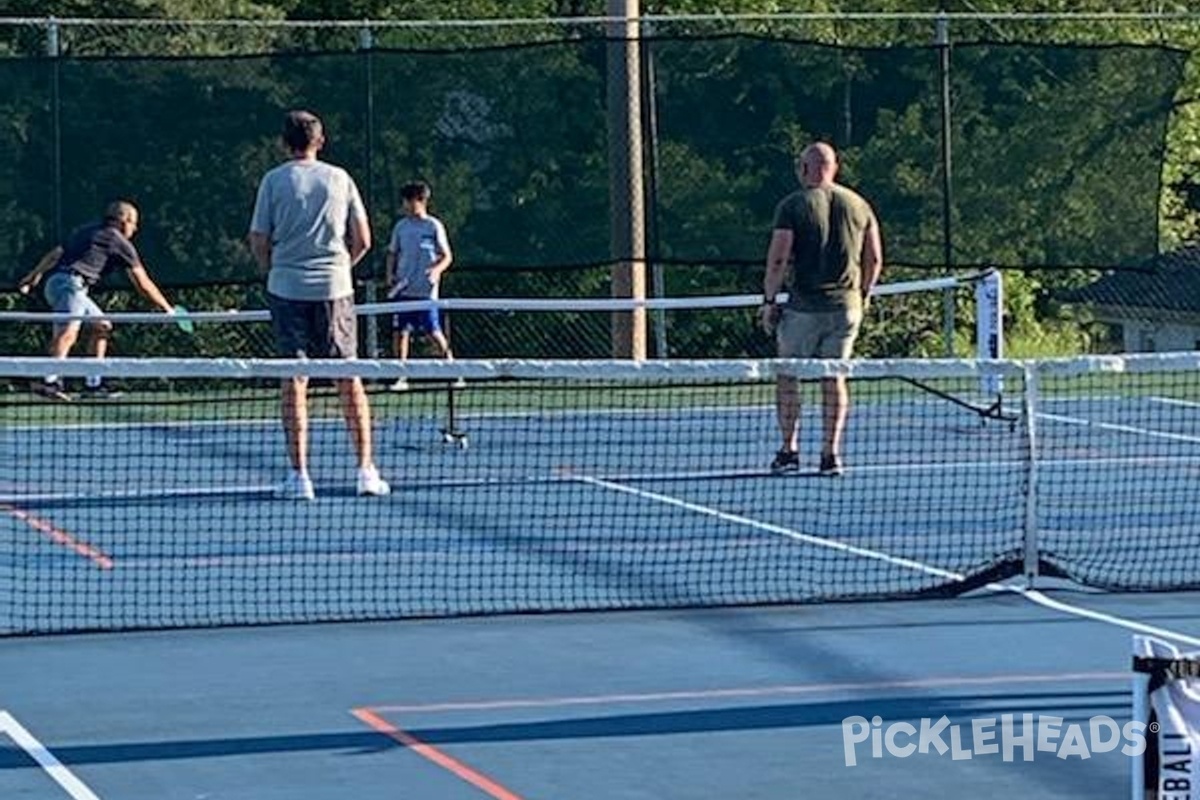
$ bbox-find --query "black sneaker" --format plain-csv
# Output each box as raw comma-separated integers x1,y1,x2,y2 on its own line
770,448,800,475
32,380,72,402
818,453,844,477
80,384,124,401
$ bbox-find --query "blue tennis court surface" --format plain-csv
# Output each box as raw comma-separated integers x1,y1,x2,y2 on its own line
2,593,1199,799
1,379,1198,797
1,389,1197,631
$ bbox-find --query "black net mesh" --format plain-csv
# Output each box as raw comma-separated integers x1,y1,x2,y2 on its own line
0,353,1196,635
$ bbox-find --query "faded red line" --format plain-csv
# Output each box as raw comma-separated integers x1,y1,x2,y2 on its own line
352,707,526,800
0,503,114,570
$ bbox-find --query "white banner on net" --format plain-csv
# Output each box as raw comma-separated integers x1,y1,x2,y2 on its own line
1132,635,1200,799
976,269,1004,396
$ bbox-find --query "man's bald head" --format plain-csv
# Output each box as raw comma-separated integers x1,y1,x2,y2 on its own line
103,200,140,238
796,142,838,188
104,200,138,224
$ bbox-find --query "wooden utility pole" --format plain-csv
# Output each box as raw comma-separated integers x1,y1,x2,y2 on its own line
607,0,646,358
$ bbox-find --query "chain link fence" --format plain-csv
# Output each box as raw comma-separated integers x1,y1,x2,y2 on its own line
0,14,1196,359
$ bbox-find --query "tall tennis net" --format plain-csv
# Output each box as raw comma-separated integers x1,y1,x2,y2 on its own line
0,351,1195,635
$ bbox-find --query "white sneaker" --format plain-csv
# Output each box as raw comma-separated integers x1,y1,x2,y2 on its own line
357,465,391,496
389,378,409,392
276,471,315,501
451,377,467,389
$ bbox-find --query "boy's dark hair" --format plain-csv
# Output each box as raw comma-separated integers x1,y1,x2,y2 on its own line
400,180,431,202
282,110,323,152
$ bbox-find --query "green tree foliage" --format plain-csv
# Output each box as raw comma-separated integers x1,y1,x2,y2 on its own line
0,1,1196,359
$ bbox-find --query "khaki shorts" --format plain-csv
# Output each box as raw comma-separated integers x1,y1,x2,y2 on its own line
776,307,862,359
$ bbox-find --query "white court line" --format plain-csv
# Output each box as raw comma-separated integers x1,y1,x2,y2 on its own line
1150,396,1200,410
579,476,965,580
373,671,1128,714
4,451,1200,504
579,476,1200,649
0,484,274,504
798,454,1200,476
0,711,101,800
585,454,1200,484
1038,411,1200,445
0,417,346,433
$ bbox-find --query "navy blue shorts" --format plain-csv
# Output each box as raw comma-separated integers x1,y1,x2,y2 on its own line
393,299,442,335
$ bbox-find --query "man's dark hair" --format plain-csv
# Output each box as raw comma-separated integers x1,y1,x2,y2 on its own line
400,180,431,202
282,110,324,152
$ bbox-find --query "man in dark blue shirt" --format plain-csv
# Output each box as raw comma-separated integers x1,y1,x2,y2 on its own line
18,200,175,399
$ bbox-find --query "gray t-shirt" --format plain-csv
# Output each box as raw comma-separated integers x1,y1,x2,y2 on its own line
250,159,367,301
388,215,450,299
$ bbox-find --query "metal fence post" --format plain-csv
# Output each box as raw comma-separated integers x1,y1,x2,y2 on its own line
47,17,63,243
936,12,956,356
359,22,381,359
641,19,668,358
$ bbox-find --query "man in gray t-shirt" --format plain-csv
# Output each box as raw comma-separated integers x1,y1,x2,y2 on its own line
249,110,389,500
252,158,365,303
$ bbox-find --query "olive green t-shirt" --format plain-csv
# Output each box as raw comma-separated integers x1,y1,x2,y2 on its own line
772,184,875,312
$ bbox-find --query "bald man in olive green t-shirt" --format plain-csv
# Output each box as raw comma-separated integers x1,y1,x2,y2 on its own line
760,143,884,477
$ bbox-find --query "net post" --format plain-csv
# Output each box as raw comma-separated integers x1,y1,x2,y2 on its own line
1021,362,1040,587
976,269,1004,397
607,0,647,359
1131,655,1149,800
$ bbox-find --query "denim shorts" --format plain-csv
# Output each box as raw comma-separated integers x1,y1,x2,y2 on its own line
43,271,103,334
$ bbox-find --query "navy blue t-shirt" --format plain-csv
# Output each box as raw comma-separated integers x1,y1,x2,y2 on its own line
55,222,140,286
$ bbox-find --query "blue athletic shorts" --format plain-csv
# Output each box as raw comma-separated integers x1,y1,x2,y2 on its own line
392,298,442,335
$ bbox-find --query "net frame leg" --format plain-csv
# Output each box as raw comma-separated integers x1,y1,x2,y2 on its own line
900,377,1020,428
440,381,469,449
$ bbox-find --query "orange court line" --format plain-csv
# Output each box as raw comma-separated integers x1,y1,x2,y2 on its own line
0,502,114,570
352,707,528,800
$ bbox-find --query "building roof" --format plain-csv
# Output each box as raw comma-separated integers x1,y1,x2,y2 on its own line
1059,245,1200,314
